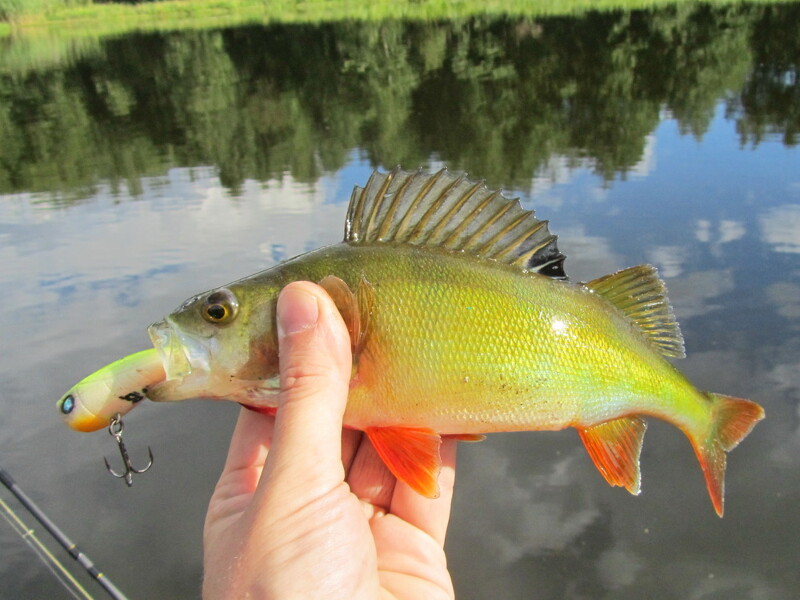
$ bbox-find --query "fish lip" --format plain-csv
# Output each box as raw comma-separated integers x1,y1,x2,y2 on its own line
148,318,211,381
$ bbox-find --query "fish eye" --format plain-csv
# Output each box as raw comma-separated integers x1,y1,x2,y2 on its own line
60,394,75,414
201,288,239,325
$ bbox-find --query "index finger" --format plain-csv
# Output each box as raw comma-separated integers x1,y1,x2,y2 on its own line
218,407,275,496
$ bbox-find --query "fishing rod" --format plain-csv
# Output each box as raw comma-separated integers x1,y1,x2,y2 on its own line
0,466,129,600
0,495,93,600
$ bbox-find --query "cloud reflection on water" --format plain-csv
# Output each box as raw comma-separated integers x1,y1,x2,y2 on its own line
2,140,798,599
760,204,800,253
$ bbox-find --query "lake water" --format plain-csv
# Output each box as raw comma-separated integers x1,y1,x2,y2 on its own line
1,4,799,599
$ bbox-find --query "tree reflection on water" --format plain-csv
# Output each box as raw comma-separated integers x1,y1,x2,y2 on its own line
0,3,797,197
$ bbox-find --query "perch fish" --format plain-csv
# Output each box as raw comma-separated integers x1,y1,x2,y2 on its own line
58,167,764,516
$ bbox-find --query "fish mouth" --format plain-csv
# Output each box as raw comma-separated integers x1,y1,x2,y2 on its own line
146,319,281,404
148,319,211,382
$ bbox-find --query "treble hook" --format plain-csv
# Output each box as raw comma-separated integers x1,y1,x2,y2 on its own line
104,413,153,486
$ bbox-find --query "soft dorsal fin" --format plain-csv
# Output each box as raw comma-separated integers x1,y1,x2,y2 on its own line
586,265,685,359
345,167,567,279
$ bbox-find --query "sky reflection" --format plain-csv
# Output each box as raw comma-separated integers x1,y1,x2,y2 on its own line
1,101,797,599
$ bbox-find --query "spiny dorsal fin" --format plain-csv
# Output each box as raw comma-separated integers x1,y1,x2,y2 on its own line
345,167,567,279
586,265,685,359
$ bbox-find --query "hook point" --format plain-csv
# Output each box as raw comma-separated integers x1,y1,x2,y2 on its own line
104,413,153,487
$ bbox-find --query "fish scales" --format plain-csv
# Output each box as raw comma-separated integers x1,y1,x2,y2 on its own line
58,167,764,516
275,244,705,435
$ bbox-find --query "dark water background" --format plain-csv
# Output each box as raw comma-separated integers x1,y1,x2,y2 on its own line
1,4,799,599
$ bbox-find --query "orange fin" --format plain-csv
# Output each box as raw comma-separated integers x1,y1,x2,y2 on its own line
318,274,375,361
444,433,487,442
692,393,764,517
711,394,765,451
365,426,442,498
579,416,647,495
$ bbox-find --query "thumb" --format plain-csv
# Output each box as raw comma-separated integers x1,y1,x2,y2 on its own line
262,281,353,495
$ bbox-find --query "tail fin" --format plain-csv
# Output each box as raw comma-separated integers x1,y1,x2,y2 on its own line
691,394,765,517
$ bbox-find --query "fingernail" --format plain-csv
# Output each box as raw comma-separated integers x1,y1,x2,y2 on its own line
277,286,319,337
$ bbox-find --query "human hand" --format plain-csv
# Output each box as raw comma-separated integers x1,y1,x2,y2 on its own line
202,281,456,599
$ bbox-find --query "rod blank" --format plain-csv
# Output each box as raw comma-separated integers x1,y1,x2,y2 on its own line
0,466,129,600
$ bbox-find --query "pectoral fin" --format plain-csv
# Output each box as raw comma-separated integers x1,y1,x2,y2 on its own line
318,274,375,361
365,426,443,497
578,416,647,495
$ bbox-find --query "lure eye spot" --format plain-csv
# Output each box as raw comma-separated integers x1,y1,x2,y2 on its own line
201,288,239,325
60,394,75,415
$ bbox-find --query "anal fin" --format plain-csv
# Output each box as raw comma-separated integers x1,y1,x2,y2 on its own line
365,426,442,497
579,416,647,495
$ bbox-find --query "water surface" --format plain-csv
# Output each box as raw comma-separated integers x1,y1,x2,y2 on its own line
1,5,799,599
